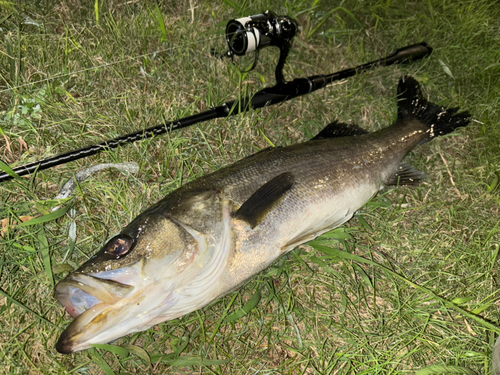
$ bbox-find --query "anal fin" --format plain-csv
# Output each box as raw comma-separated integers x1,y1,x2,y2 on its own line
386,162,426,187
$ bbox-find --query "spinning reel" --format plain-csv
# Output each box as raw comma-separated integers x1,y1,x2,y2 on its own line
223,11,298,85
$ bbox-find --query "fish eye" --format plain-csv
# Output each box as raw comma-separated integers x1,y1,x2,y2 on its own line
104,234,134,259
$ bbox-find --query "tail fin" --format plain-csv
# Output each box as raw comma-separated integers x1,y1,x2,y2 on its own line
397,76,471,142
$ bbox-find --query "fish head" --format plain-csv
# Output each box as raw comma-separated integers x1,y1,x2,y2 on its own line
55,211,201,354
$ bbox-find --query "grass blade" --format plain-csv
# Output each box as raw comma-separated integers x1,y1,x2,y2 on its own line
224,287,261,322
493,335,500,375
122,344,152,369
307,7,364,38
415,365,476,375
92,343,130,357
94,0,99,25
18,204,71,227
0,287,58,328
94,0,99,24
90,349,115,375
309,242,500,335
223,0,243,12
38,227,53,288
0,160,20,181
168,356,230,367
155,2,167,42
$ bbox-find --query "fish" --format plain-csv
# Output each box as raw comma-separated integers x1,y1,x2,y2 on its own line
54,76,470,354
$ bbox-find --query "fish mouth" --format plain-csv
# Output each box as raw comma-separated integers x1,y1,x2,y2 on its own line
55,273,134,318
55,273,134,354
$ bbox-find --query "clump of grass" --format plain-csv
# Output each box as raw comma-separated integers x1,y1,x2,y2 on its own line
1,0,500,374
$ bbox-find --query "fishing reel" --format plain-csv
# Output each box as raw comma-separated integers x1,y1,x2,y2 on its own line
223,11,299,86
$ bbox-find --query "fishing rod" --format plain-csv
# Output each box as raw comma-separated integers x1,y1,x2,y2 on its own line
0,11,432,184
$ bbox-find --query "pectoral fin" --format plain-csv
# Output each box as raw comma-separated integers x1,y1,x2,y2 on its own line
234,172,295,229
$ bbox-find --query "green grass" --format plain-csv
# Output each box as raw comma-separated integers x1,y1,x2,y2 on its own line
1,0,499,373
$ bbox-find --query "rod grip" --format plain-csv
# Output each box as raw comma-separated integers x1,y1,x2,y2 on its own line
386,42,433,65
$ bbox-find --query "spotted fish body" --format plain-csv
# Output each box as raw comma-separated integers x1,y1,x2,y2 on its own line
55,77,470,353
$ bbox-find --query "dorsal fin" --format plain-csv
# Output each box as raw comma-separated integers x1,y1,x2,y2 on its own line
234,172,295,229
242,146,278,160
311,121,369,140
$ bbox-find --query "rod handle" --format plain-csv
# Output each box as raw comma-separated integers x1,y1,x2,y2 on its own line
384,42,433,65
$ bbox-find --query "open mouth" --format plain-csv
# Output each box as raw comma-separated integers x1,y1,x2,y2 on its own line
55,273,134,318
54,273,136,354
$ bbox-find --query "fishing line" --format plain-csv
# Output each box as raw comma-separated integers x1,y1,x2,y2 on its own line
0,32,232,94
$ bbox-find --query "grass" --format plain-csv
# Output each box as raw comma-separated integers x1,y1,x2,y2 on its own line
0,0,499,373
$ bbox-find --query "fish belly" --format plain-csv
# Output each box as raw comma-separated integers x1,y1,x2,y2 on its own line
214,176,380,298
